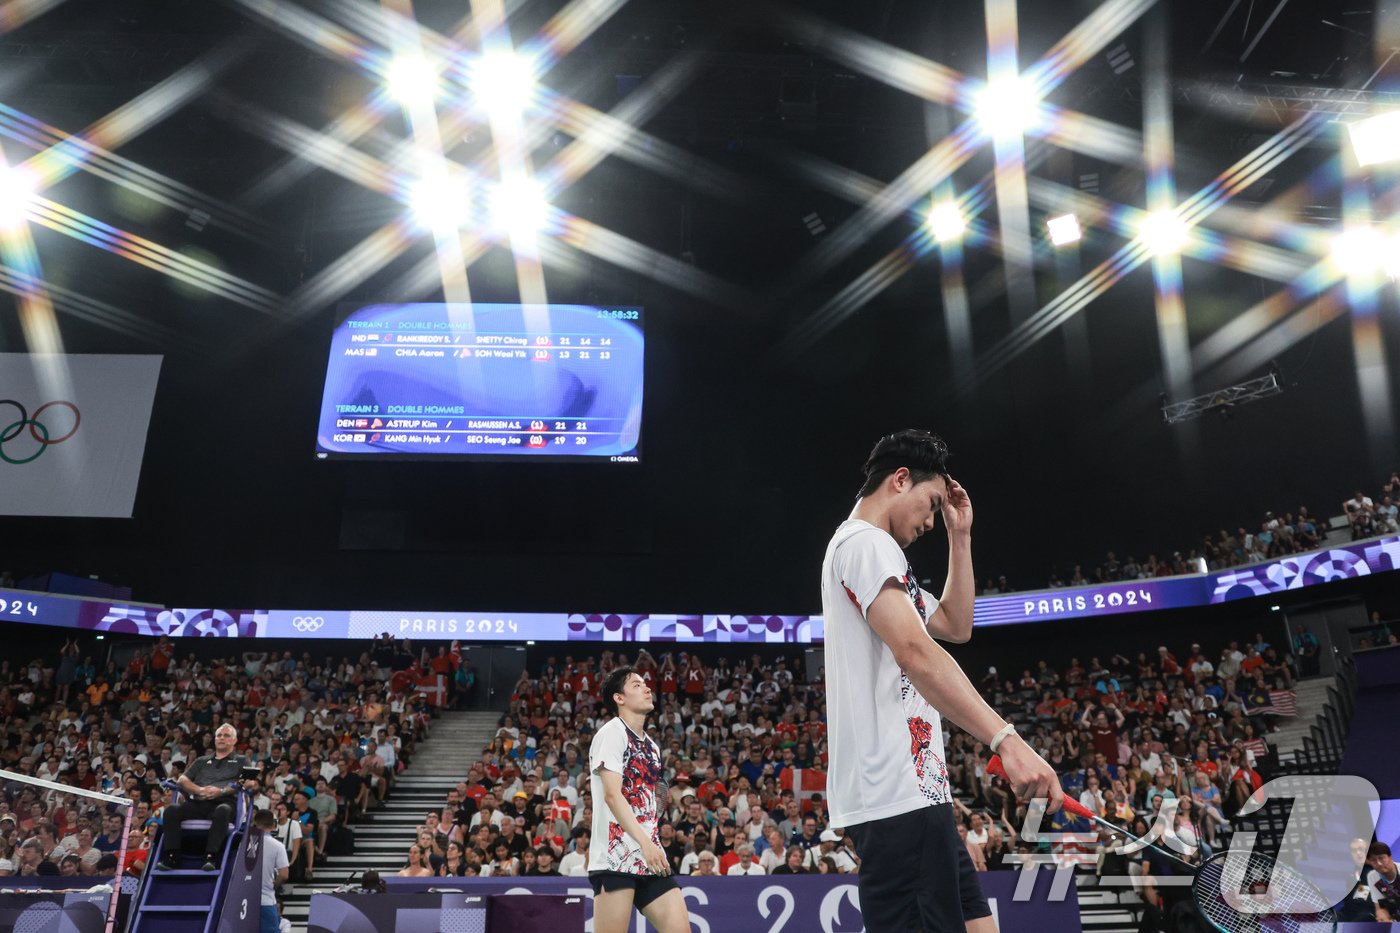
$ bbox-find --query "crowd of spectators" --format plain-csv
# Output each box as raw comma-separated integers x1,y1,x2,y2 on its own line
983,471,1400,595
1356,611,1400,651
388,628,1315,902
0,618,1385,926
391,649,862,882
1344,477,1400,541
0,635,439,884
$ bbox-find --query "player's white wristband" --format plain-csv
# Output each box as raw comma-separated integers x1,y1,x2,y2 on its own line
989,723,1017,753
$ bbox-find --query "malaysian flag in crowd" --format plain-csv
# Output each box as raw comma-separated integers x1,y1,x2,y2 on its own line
1267,689,1298,716
1050,833,1100,868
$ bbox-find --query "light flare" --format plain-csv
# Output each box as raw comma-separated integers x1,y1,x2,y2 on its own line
1346,110,1400,168
973,75,1043,141
490,174,549,242
927,201,967,243
469,47,538,120
1139,209,1190,256
408,171,475,232
1047,213,1082,245
0,161,36,231
385,54,441,104
1329,226,1400,279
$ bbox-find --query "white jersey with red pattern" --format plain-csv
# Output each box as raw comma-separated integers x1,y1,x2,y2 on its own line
898,571,952,806
822,519,951,827
587,716,662,875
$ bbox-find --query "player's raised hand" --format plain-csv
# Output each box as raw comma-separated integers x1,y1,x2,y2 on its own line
942,477,973,536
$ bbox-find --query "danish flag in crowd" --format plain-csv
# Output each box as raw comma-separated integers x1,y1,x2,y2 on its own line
779,767,827,813
413,674,448,706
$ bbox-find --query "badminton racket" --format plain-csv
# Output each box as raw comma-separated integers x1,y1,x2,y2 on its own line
985,755,1337,932
986,754,1187,867
1192,848,1337,933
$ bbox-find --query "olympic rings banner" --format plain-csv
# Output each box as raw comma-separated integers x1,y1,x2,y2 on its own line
0,354,162,517
313,871,1085,933
2,534,1397,641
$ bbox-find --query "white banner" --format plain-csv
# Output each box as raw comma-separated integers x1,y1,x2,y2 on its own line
0,354,162,517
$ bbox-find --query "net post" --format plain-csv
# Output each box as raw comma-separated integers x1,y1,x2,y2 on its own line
0,768,135,933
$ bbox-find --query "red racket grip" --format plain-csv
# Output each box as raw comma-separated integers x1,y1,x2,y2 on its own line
987,754,1094,820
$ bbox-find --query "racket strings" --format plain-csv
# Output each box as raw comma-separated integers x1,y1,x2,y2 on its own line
1194,850,1336,933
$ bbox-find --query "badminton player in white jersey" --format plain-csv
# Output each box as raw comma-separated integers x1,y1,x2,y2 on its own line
822,429,1063,931
587,666,691,933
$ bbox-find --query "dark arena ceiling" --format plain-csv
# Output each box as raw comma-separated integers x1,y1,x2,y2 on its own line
1,0,1398,612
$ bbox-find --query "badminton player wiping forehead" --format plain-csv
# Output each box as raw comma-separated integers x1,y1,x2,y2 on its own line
822,429,1064,932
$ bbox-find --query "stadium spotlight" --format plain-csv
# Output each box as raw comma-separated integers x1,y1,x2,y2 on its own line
1138,209,1189,256
1046,213,1082,246
1329,226,1398,279
927,201,966,244
489,175,549,240
0,163,36,231
385,54,440,105
1346,110,1400,168
471,48,537,119
408,171,472,231
973,76,1041,140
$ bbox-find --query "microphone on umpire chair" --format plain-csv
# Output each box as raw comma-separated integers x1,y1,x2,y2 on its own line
357,870,387,894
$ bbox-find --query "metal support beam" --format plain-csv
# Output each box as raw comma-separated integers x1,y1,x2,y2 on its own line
1161,371,1283,422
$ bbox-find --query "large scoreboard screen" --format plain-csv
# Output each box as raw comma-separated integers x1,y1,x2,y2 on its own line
315,302,643,462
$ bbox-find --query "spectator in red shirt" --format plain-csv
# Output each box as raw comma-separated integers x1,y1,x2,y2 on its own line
1189,742,1218,780
120,831,151,875
575,667,596,698
559,665,578,698
682,661,706,697
150,637,174,681
1157,646,1181,677
1084,707,1124,762
696,768,727,807
429,647,455,678
1224,747,1263,811
635,649,658,686
463,769,489,807
71,760,97,792
657,654,678,695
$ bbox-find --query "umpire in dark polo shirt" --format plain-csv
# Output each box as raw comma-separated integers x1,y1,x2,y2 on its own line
158,724,260,871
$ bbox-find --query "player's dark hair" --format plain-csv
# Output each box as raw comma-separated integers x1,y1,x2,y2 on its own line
858,429,951,498
1369,841,1392,859
602,665,641,718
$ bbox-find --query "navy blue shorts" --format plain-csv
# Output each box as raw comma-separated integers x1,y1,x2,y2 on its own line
845,803,991,932
588,870,679,911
